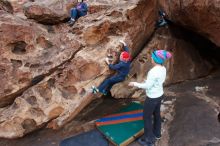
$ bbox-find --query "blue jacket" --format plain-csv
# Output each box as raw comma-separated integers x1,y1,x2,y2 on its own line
109,46,131,79
76,2,88,16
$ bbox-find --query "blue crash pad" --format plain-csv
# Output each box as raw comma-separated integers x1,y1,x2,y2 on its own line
60,129,108,146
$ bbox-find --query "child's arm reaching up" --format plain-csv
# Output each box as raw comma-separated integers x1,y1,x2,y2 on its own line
120,40,129,53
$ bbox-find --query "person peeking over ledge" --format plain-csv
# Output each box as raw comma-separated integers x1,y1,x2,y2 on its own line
91,40,131,96
68,0,88,26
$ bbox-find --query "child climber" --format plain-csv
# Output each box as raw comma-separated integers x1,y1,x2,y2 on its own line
129,50,172,146
68,0,88,26
92,40,131,96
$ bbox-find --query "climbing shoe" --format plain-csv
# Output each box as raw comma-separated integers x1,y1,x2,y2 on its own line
138,138,147,146
155,136,161,140
91,86,99,94
137,138,154,146
68,19,75,26
100,90,107,96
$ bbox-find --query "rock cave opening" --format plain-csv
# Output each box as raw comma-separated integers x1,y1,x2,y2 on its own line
169,22,220,72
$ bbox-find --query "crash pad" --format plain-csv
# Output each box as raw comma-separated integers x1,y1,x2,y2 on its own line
60,129,108,146
96,102,144,146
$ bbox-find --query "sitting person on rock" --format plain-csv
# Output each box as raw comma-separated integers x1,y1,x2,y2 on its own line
156,10,168,28
91,40,131,96
68,0,88,26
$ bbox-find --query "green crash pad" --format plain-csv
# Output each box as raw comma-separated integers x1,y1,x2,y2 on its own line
96,102,144,146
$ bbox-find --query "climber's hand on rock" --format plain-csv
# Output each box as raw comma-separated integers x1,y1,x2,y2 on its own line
119,40,126,46
105,57,110,65
128,82,135,87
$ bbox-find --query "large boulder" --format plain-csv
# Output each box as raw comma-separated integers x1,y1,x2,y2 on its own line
159,0,220,47
0,0,157,138
23,0,76,24
111,28,213,98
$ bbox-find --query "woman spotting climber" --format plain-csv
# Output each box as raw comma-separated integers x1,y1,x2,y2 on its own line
129,50,172,146
91,40,131,96
68,0,88,26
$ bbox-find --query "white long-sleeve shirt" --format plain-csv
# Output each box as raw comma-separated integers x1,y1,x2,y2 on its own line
133,65,166,98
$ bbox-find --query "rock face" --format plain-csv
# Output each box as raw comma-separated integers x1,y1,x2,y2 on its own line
0,0,219,140
0,0,13,13
111,28,213,98
0,11,81,108
0,0,157,138
23,0,76,24
6,0,28,19
159,0,220,47
167,77,220,146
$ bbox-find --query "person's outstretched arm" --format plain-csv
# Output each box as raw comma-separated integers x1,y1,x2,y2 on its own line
120,40,129,53
81,3,88,12
129,70,156,91
124,46,129,53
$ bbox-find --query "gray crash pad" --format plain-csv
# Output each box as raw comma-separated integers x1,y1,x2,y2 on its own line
60,129,108,146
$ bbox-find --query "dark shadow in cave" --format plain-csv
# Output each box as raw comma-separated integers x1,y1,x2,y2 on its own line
218,112,220,123
167,21,220,69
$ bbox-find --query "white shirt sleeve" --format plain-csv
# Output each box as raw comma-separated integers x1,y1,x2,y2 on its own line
133,69,155,90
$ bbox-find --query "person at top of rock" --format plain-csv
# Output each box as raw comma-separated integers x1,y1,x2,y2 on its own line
156,10,168,28
129,49,172,146
91,40,131,96
68,0,88,26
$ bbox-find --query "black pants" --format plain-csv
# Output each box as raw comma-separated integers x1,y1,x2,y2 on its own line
143,96,163,143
